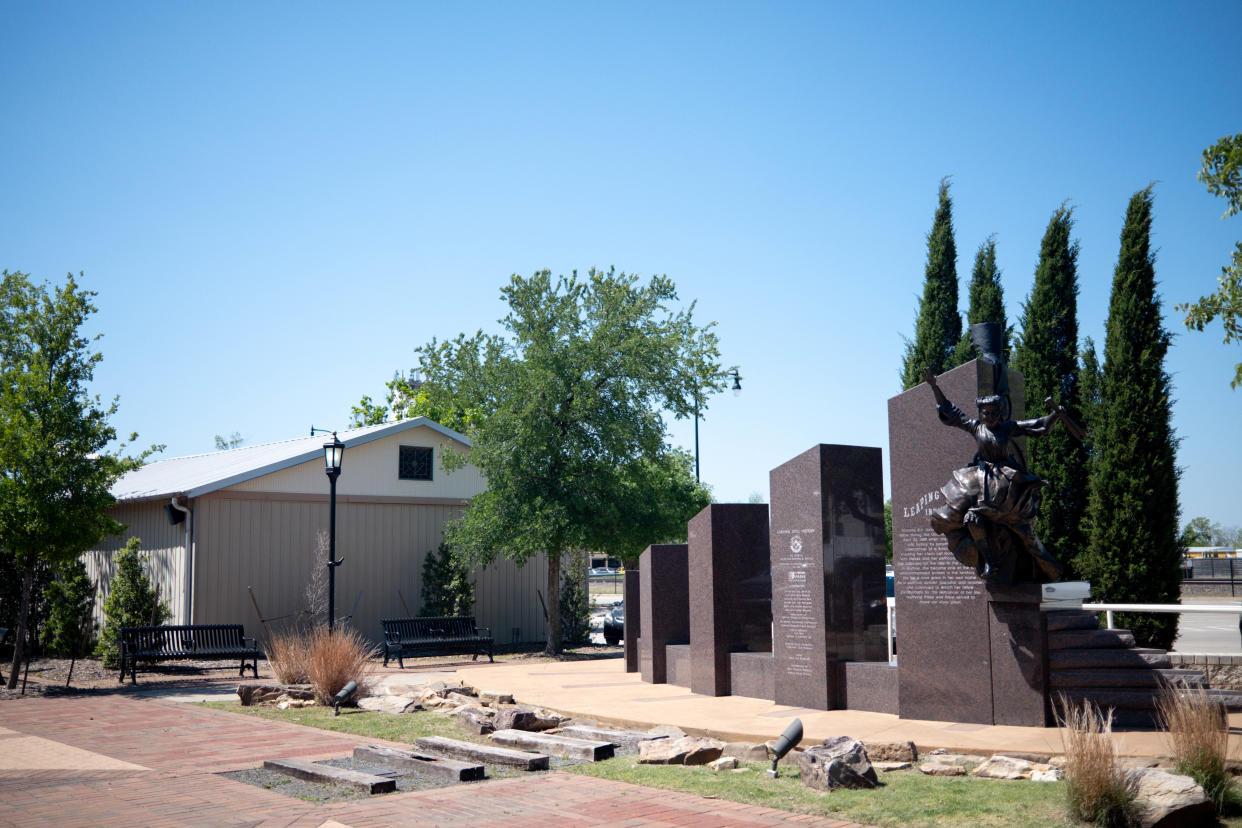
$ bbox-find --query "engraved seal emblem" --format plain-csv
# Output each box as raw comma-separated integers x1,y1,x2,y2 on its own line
790,535,802,554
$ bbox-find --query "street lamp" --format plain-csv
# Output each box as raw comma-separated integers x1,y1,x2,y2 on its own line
323,432,345,632
694,369,742,482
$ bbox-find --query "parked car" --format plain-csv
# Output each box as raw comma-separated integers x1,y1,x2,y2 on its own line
603,601,624,645
589,567,620,577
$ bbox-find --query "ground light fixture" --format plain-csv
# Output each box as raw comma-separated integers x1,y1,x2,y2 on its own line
768,718,803,778
333,680,358,716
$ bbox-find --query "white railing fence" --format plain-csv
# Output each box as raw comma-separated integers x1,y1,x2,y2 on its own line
1083,602,1242,630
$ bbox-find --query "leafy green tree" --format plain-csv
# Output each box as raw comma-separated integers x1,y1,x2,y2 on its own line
213,432,244,450
951,236,1009,364
95,538,170,667
0,271,156,688
1080,188,1182,650
351,373,481,434
883,500,893,563
418,541,475,616
901,178,962,388
43,559,96,657
1012,206,1089,577
1180,517,1219,548
558,552,591,647
415,268,719,654
1179,133,1242,388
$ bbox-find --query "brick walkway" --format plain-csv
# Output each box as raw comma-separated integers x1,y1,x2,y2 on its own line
0,694,875,828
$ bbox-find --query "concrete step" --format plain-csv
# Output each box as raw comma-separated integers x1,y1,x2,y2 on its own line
1049,648,1172,670
353,745,484,781
1050,668,1206,689
263,758,396,794
489,729,614,761
1048,628,1136,650
413,736,550,770
1204,689,1242,711
1045,610,1100,632
1059,687,1162,711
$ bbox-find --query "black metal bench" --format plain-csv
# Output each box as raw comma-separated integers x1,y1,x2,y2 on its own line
381,616,493,668
119,624,263,684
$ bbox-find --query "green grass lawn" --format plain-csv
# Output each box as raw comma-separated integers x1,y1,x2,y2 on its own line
199,700,1242,828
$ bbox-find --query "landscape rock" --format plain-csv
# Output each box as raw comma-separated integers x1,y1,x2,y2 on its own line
722,742,772,763
648,724,687,739
479,690,515,705
237,683,314,706
796,738,879,791
454,706,497,735
444,691,478,707
864,741,918,762
709,756,738,772
638,736,725,766
357,694,422,714
1029,768,1062,782
493,705,566,732
1130,768,1214,828
972,755,1034,780
276,698,315,710
874,761,913,772
920,761,966,777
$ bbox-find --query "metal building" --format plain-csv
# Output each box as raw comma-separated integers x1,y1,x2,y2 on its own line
83,419,549,647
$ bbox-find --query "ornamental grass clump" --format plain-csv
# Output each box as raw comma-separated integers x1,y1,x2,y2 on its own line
306,626,376,706
1058,696,1137,827
264,627,310,685
1158,682,1241,815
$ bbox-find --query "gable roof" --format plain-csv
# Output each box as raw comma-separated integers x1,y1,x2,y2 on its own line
112,418,469,503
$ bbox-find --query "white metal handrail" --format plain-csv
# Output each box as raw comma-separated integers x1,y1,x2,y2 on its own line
1082,602,1242,630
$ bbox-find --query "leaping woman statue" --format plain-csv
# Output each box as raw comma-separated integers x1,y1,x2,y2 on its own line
921,324,1085,585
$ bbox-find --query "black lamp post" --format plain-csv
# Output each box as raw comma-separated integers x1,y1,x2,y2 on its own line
323,432,345,632
693,369,742,482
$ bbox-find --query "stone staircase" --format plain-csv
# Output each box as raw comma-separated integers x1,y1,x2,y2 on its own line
1045,609,1233,727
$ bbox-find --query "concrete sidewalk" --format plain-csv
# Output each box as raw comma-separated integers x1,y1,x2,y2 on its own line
426,655,1238,760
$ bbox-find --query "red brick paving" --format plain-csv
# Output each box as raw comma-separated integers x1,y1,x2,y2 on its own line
0,694,877,827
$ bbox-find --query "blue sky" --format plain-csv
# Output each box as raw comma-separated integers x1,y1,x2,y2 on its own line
3,2,1239,530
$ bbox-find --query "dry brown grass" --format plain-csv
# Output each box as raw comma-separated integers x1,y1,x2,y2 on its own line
264,628,310,685
305,626,377,705
1158,682,1239,814
1057,696,1137,827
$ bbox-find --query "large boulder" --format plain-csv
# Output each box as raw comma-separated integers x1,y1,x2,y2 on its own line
1130,769,1214,828
638,736,725,766
454,705,497,735
493,705,567,732
972,755,1034,780
358,694,422,714
797,737,879,791
237,683,314,706
865,741,918,762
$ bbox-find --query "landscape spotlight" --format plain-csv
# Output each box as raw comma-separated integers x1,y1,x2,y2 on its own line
768,717,803,778
333,680,358,716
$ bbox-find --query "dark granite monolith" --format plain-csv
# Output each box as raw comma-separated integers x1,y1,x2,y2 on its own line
624,569,641,673
769,444,887,709
688,504,772,696
888,359,1050,725
638,543,689,684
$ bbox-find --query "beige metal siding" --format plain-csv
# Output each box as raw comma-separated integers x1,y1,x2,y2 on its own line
189,492,547,647
83,502,188,627
227,427,486,500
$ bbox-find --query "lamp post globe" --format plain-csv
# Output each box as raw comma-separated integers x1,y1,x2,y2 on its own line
323,433,344,631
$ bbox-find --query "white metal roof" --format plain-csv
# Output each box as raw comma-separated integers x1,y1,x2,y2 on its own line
112,418,470,502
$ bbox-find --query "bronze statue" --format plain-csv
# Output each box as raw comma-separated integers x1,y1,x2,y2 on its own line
921,361,1079,585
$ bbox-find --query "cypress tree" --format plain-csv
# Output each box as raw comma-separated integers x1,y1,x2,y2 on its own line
951,235,1008,364
1012,206,1089,577
901,178,962,389
1080,187,1182,649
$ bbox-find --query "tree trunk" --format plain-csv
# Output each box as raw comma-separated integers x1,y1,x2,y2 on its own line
5,560,35,690
544,550,562,656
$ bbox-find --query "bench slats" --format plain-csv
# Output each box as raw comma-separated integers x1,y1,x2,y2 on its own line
119,624,263,684
380,616,493,668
